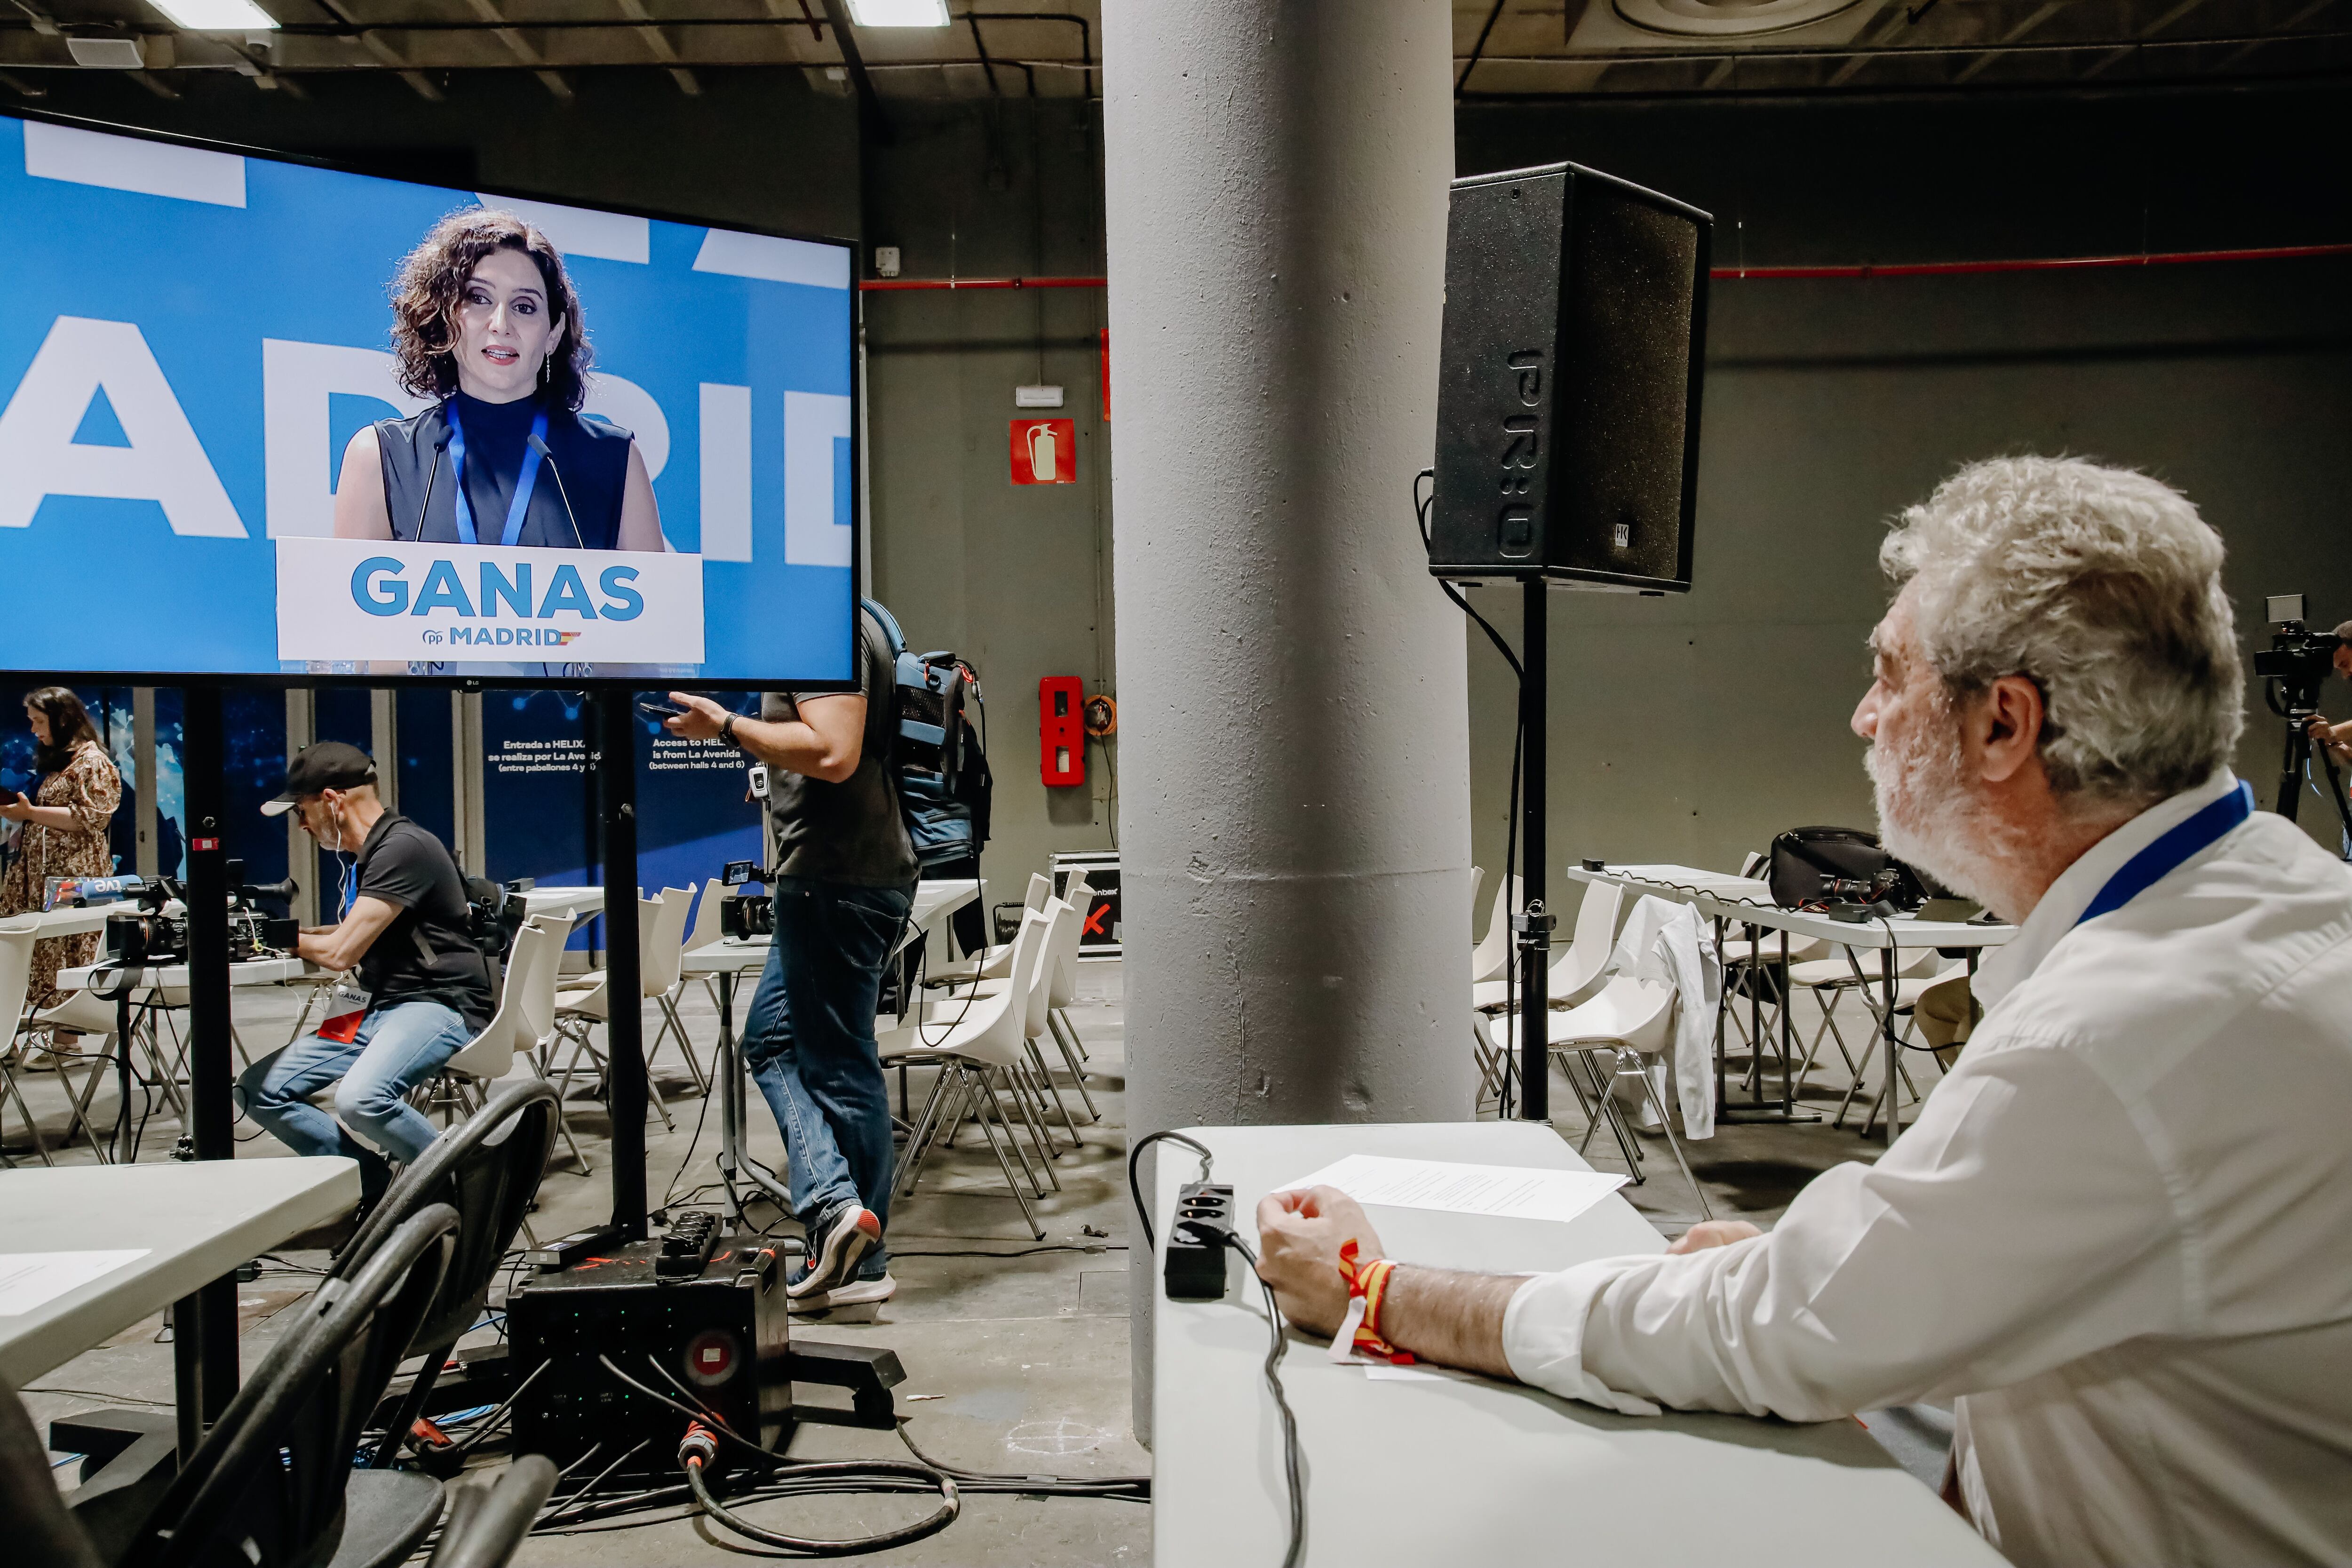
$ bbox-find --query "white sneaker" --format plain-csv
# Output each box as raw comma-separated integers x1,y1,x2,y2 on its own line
787,1273,896,1314
789,1206,882,1298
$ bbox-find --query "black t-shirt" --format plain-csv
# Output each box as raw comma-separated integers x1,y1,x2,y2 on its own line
354,812,495,1031
761,609,918,888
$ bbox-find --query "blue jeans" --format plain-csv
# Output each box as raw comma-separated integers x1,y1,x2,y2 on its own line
238,1000,470,1165
742,876,912,1278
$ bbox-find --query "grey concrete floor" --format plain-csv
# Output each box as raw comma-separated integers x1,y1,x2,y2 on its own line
8,952,1942,1561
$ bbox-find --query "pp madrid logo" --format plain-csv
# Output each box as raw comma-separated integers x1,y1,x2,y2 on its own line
421,628,581,648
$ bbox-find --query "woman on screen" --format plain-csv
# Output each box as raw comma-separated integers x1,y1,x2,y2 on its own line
333,209,664,552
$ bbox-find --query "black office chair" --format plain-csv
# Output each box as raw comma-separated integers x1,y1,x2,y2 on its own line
0,1380,104,1568
331,1078,558,1470
118,1204,458,1568
422,1457,556,1568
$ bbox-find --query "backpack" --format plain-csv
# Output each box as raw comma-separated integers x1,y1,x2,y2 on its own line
1766,826,1941,915
862,598,994,871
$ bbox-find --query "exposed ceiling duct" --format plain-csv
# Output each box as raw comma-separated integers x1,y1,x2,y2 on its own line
0,0,2344,102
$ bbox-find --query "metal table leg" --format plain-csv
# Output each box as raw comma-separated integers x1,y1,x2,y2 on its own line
1881,945,1901,1146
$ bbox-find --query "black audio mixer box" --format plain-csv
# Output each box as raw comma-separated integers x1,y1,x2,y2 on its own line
507,1219,906,1475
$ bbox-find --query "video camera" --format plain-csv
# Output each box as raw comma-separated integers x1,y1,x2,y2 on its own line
230,867,302,961
465,874,532,965
104,879,187,967
721,891,773,940
2255,594,2343,723
100,863,304,968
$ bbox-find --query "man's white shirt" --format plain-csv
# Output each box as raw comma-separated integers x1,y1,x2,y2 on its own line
1501,772,2352,1567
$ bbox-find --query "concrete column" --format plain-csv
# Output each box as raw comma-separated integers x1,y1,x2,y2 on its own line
132,688,157,880
285,689,318,926
370,689,399,812
1102,0,1473,1441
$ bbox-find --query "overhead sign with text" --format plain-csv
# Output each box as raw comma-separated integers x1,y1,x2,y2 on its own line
0,113,855,685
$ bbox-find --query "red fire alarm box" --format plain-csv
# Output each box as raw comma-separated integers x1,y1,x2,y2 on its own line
1040,677,1085,787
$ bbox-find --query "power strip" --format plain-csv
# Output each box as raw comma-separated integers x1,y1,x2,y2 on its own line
1162,1182,1237,1301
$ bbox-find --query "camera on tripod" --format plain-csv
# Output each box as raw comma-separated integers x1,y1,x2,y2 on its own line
2256,594,2352,844
2254,594,2343,721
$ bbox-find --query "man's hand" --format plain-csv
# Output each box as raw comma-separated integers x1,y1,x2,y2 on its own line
665,691,729,743
1667,1219,1762,1255
1253,1186,1384,1338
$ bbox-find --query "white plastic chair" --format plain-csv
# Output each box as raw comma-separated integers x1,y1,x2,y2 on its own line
33,977,219,1160
1547,975,1714,1222
1841,960,1970,1134
1472,879,1623,1012
1469,873,1525,985
929,872,1050,986
1472,881,1624,1106
432,920,589,1174
553,889,695,1130
878,910,1054,1239
1036,873,1100,1122
920,897,1085,1161
1789,943,1940,1099
0,927,50,1166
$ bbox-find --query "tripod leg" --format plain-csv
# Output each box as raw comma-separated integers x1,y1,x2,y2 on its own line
2279,723,2307,823
2321,749,2352,858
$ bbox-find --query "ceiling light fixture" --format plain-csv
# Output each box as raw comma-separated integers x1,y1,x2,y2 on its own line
845,0,950,26
149,0,279,30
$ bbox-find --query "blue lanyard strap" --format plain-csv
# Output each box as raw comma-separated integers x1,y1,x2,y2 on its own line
444,401,549,549
2074,780,2253,929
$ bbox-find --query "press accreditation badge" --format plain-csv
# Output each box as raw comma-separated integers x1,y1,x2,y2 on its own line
318,982,373,1044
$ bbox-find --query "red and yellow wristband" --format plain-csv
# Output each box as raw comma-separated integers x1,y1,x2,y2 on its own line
1335,1239,1414,1364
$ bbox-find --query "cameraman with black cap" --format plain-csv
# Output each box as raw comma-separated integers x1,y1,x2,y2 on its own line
2296,623,2352,764
237,740,493,1201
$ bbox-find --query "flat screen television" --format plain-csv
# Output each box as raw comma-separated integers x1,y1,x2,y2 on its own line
0,111,857,687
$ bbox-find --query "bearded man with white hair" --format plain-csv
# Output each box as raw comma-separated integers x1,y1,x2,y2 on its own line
1256,456,2352,1567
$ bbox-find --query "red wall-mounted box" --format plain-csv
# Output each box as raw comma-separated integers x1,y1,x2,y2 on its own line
1040,677,1085,787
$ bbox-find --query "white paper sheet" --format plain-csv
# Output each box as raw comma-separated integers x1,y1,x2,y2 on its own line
1270,1154,1627,1227
0,1250,150,1316
1363,1362,1445,1382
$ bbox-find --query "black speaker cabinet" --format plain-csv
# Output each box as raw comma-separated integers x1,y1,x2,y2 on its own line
1430,162,1709,591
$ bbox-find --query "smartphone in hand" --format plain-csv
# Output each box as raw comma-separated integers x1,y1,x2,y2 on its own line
636,699,688,721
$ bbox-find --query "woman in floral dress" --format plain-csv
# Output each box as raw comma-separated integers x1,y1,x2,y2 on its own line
0,688,124,1013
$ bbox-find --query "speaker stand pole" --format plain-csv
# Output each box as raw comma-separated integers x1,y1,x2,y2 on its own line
1516,581,1552,1123
175,685,238,1458
591,692,649,1243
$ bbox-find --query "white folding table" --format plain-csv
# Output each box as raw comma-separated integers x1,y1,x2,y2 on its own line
518,885,606,923
0,1157,358,1454
0,904,120,940
1563,864,2014,1141
1153,1121,2003,1567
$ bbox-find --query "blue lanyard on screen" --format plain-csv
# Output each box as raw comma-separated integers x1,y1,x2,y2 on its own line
2073,779,2253,929
444,401,549,549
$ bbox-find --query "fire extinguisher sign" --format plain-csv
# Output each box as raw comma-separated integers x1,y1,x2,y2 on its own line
1009,418,1078,485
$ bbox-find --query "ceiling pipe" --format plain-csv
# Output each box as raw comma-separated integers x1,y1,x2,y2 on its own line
852,243,2352,293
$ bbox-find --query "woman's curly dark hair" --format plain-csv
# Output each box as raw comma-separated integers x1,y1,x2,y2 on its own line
390,208,593,412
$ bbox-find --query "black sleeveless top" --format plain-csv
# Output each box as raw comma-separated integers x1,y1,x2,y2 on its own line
375,392,634,550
